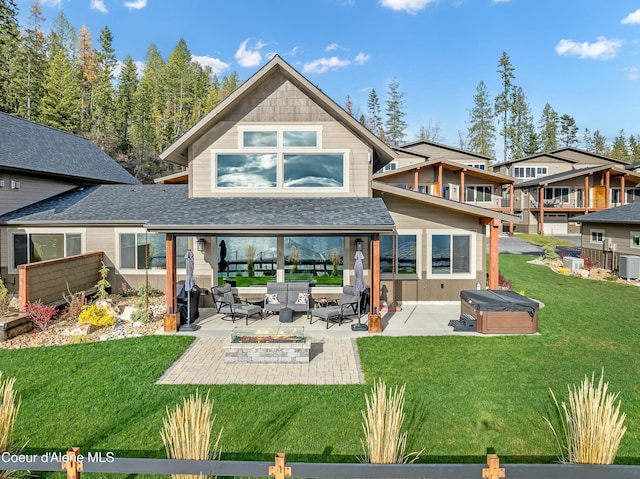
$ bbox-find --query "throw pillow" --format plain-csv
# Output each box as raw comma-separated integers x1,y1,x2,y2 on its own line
265,293,280,304
295,292,309,304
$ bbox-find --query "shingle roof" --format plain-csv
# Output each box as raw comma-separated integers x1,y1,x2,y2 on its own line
515,165,608,188
0,184,395,233
573,201,640,224
0,112,139,185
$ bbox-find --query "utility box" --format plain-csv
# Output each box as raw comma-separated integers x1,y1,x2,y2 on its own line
619,255,640,280
562,256,584,272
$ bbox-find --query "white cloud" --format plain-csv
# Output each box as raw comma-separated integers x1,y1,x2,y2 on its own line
326,43,341,51
379,0,436,15
123,0,147,10
555,36,622,60
354,52,371,65
623,66,640,80
192,55,231,76
235,39,266,68
621,9,640,24
492,0,511,3
90,0,108,13
302,56,350,74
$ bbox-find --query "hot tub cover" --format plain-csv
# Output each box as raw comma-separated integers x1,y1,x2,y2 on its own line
460,289,539,316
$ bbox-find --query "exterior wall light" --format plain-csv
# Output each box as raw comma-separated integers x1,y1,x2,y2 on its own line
356,238,363,251
197,238,205,252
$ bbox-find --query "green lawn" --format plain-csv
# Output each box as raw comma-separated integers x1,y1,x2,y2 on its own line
514,233,576,247
1,254,640,465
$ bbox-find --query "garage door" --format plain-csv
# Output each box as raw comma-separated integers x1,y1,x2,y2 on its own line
544,213,568,235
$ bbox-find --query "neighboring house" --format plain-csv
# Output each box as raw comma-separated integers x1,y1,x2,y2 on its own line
493,147,640,235
573,202,640,276
1,56,514,312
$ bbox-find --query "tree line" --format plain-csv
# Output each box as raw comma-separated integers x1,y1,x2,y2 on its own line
0,0,240,182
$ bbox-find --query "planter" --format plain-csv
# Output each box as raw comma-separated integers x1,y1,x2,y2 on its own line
0,312,32,342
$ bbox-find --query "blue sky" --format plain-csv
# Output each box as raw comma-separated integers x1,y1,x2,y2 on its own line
16,0,640,153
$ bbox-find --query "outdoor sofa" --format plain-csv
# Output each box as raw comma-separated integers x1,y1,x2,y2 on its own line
263,281,311,319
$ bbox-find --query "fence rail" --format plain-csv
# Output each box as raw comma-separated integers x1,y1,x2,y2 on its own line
1,449,640,479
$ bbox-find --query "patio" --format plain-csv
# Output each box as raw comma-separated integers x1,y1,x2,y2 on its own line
156,302,479,385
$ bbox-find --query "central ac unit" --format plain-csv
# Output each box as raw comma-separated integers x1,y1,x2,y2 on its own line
619,255,640,280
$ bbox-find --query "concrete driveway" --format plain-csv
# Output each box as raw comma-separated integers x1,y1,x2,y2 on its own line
494,235,581,256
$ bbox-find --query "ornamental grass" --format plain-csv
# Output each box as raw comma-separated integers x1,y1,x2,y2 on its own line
0,371,21,479
544,369,627,464
360,380,422,464
161,389,222,479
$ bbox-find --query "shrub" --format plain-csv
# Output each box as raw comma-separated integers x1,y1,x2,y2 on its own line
605,274,619,282
25,300,58,332
62,286,86,320
78,304,115,328
581,255,597,271
360,380,422,464
94,262,111,301
0,279,9,315
542,239,559,262
543,370,627,464
498,272,512,290
0,371,21,479
161,390,222,479
557,267,571,275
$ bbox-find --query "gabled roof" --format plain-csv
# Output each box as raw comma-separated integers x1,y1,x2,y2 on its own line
371,181,516,222
573,201,640,224
160,55,397,172
514,165,612,188
551,146,630,166
398,139,495,162
493,152,578,168
0,184,395,234
373,158,514,184
0,112,139,185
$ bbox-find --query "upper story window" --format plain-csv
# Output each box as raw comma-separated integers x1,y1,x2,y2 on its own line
465,185,492,203
465,163,486,170
514,166,547,178
214,126,347,191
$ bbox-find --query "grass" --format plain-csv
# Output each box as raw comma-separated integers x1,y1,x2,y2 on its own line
0,254,639,467
514,233,576,247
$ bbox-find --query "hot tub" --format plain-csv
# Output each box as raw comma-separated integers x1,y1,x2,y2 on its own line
460,290,539,334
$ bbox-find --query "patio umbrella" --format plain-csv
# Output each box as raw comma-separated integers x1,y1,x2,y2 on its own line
181,249,197,331
219,240,228,272
352,249,368,331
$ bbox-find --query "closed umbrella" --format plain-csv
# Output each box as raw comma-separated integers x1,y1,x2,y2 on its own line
352,249,368,331
181,249,197,331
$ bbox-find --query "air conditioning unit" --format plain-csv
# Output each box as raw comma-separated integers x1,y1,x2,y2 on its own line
562,257,584,272
619,255,640,280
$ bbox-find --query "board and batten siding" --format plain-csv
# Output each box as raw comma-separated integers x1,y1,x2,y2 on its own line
189,73,371,198
380,193,486,302
0,173,76,215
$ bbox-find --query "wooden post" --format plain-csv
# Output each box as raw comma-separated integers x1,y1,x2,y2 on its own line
165,234,177,314
61,447,83,479
538,186,545,235
268,452,291,479
413,167,420,192
621,174,626,206
482,453,505,479
509,183,514,236
481,218,500,290
437,163,443,196
460,170,466,202
371,234,380,314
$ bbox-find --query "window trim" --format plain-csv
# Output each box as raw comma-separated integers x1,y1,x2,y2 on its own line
631,232,640,249
238,125,323,149
115,228,187,274
426,229,477,280
590,229,605,245
514,165,548,179
380,229,422,280
7,228,86,274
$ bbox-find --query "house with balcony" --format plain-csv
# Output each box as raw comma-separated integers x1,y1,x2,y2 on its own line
1,55,514,314
493,148,640,235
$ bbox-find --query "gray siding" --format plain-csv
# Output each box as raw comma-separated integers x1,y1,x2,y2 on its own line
0,172,76,215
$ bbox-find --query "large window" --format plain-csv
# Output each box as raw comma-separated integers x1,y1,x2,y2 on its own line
428,231,475,278
544,187,569,204
380,233,419,276
465,185,492,203
11,231,82,270
217,237,277,285
284,237,343,284
119,233,187,270
214,126,347,190
514,166,547,178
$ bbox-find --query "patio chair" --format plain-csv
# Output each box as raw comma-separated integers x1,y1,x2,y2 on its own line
212,287,262,325
311,285,359,328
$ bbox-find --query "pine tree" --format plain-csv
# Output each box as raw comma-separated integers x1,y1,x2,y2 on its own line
18,0,48,120
366,88,383,139
384,78,407,147
609,129,629,162
78,24,97,135
92,26,117,151
39,47,81,132
629,134,640,162
0,0,22,113
467,80,495,158
115,55,138,154
494,51,515,162
591,130,608,155
508,86,536,158
538,103,558,152
559,114,579,147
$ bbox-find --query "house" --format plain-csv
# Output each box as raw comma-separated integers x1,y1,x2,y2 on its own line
493,147,640,235
573,202,640,277
1,56,514,314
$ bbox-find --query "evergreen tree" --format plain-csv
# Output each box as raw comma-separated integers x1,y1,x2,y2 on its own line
366,88,383,139
591,130,608,155
39,47,81,132
78,24,97,135
18,0,48,120
345,94,353,116
47,11,76,57
92,26,117,151
114,54,138,155
609,129,629,162
629,134,640,162
467,80,495,158
494,51,515,162
508,86,536,159
384,78,407,146
538,103,558,152
0,0,22,113
559,114,579,147
582,127,593,152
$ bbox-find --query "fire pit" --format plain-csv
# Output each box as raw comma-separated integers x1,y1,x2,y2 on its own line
225,326,310,363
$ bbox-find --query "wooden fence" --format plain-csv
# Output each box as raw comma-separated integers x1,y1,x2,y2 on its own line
1,449,639,479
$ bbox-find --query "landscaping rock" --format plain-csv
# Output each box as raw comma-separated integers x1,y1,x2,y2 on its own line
63,323,95,336
574,269,590,279
119,306,136,322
